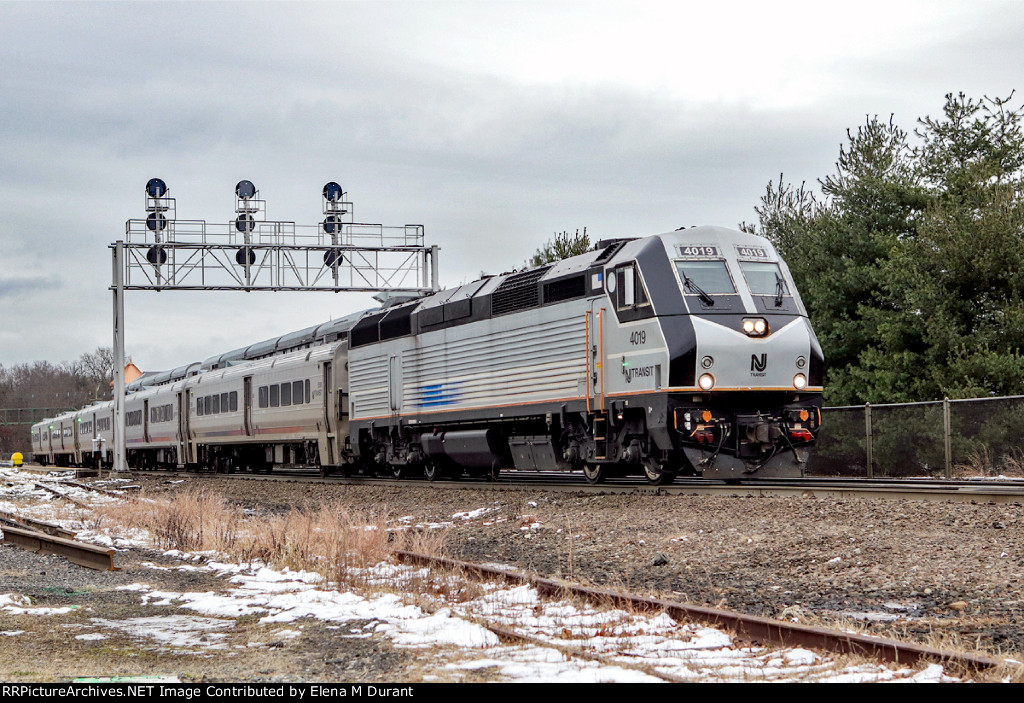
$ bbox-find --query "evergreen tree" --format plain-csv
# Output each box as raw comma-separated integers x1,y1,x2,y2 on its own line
750,93,1024,404
754,117,922,404
881,93,1024,398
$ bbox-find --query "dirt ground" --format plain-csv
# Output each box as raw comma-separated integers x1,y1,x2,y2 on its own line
2,473,1022,681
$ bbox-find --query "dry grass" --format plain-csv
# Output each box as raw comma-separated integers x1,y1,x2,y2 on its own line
69,488,1024,681
761,605,1024,681
954,445,1024,478
96,489,447,589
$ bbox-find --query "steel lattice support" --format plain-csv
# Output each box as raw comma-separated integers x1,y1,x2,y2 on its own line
109,181,440,472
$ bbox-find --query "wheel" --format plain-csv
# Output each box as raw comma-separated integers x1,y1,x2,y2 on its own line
391,463,406,479
583,462,606,484
424,461,439,482
643,459,676,485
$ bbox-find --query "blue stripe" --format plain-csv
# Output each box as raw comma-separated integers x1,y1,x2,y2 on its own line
417,383,460,408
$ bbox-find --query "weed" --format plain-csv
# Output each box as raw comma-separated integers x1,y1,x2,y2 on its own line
95,490,447,592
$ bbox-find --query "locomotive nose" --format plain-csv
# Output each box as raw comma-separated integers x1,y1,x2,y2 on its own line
689,316,814,391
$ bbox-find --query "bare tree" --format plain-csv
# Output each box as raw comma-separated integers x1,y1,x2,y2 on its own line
77,347,114,401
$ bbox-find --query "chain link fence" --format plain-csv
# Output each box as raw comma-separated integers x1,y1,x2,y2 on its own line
808,396,1024,478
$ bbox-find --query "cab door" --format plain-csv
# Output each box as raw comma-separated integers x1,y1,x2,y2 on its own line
588,299,611,460
177,391,191,466
243,377,254,438
322,362,335,465
588,300,607,413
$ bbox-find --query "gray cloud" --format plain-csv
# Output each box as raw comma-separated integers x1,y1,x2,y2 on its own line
1,1,1020,370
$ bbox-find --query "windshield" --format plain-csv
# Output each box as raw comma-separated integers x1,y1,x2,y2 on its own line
675,260,736,294
739,261,789,296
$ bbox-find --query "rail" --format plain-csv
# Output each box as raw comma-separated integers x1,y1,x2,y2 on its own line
396,550,1003,672
1,524,118,571
0,510,77,539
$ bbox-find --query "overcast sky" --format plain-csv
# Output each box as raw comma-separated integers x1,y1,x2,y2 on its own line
2,1,1022,372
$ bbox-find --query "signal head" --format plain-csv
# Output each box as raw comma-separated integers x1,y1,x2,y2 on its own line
146,178,167,198
235,180,256,199
323,182,343,202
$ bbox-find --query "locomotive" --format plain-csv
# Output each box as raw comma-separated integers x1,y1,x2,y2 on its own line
32,226,823,483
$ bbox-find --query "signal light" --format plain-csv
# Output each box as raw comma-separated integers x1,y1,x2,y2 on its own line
323,182,343,202
236,180,256,199
323,214,343,234
146,213,167,231
235,214,255,233
146,178,167,198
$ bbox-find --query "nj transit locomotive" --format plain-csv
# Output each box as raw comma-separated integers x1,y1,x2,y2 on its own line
32,226,823,483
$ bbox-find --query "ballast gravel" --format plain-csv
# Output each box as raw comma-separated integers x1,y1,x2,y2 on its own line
129,475,1024,655
2,471,1022,681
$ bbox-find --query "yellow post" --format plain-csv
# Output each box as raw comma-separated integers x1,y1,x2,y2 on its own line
11,452,23,467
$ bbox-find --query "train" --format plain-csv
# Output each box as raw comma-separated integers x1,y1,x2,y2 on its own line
31,225,823,483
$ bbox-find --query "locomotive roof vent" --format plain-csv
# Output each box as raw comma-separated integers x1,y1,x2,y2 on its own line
592,240,630,265
491,266,551,316
594,237,636,250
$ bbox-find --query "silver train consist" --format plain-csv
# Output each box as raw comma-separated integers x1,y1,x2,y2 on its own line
32,226,823,483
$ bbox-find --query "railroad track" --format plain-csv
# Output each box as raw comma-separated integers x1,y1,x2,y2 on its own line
92,465,1024,502
0,522,118,570
396,550,1005,674
6,464,1019,675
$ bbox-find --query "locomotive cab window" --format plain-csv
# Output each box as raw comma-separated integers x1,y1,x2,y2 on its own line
739,261,790,297
674,260,736,295
607,263,650,310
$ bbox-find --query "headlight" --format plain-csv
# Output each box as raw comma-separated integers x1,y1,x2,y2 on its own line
741,318,769,337
701,355,714,369
793,373,807,390
698,373,715,391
